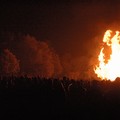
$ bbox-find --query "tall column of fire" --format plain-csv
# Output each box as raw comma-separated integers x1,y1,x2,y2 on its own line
94,30,120,81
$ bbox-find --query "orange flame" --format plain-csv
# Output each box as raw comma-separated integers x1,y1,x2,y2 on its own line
94,30,120,81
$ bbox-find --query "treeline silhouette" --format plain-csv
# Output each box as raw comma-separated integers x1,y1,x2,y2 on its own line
0,76,120,119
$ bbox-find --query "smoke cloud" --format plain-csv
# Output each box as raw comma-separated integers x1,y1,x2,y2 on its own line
0,32,100,79
9,34,63,78
0,49,20,76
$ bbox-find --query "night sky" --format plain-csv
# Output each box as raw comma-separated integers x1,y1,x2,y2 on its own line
1,1,120,54
1,0,120,78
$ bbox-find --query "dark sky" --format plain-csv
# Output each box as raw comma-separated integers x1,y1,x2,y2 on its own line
1,0,120,55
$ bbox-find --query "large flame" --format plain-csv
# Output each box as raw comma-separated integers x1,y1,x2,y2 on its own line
94,30,120,81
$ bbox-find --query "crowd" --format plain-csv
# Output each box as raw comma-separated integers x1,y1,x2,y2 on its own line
0,76,120,119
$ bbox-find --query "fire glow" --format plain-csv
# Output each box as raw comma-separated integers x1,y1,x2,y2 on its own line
94,30,120,81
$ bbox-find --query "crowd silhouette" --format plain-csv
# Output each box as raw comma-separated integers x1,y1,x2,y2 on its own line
0,76,120,119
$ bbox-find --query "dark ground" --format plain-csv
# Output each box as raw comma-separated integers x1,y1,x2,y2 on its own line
0,76,120,119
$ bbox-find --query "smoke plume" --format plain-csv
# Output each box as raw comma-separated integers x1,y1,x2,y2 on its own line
10,34,63,78
0,32,100,79
0,49,20,76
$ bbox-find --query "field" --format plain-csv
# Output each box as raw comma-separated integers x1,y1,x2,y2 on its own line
0,76,120,119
